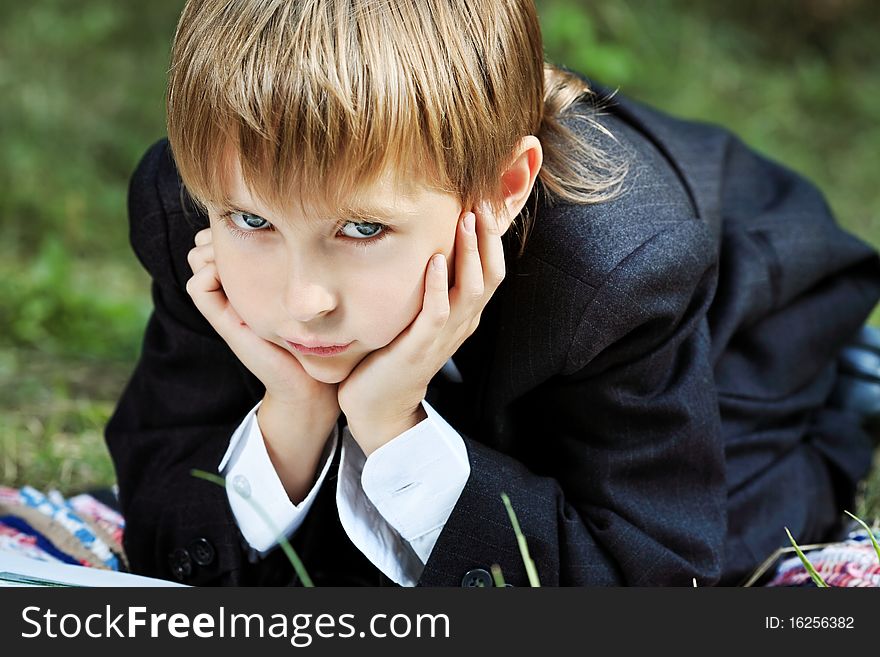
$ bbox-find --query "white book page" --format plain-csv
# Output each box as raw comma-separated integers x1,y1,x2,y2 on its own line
0,554,187,587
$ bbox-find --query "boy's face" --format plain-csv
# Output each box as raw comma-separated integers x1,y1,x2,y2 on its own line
207,157,462,385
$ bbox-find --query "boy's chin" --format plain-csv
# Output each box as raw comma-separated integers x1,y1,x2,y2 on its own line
297,348,374,384
299,361,355,385
311,371,348,385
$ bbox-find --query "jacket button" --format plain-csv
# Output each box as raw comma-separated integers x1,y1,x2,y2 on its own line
461,568,493,587
168,548,193,581
188,538,216,566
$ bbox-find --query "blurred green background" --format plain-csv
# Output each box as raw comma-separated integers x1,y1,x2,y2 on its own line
1,0,879,519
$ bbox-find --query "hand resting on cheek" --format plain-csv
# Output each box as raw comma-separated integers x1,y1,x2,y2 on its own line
186,227,342,500
339,204,507,456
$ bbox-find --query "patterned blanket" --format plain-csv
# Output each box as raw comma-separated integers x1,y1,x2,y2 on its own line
764,524,880,587
0,485,126,572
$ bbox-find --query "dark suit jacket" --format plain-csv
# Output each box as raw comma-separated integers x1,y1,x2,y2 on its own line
105,81,880,587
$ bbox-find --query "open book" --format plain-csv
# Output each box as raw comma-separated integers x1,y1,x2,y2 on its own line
0,553,186,587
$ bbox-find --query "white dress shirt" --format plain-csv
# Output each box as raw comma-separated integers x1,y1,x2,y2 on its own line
217,358,470,586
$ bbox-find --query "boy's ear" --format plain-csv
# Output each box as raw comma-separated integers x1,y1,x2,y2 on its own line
492,135,543,235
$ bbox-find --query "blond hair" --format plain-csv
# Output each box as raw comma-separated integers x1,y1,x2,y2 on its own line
166,0,629,257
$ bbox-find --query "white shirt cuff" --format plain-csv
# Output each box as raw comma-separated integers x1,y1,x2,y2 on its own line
335,399,470,585
218,400,338,554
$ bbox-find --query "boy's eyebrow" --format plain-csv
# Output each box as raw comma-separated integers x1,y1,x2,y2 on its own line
340,204,412,221
223,198,413,223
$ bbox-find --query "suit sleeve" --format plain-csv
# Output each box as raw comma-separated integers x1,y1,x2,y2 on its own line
417,219,727,586
105,140,287,585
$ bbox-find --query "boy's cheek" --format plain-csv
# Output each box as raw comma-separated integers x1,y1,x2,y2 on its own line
213,247,255,294
213,259,262,322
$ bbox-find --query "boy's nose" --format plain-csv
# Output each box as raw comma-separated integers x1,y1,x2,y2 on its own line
282,277,336,323
279,254,338,322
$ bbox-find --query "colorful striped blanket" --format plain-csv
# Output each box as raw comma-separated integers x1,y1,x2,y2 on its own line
0,485,126,572
764,524,880,587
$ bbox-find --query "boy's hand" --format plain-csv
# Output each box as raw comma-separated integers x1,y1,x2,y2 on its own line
340,205,506,455
185,228,341,419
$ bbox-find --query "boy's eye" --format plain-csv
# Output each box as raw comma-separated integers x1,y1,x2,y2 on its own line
230,212,270,231
220,210,389,247
339,220,384,240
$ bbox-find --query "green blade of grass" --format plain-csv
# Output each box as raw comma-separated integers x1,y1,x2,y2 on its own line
490,564,507,588
784,527,828,588
843,510,880,565
500,492,541,587
191,468,314,587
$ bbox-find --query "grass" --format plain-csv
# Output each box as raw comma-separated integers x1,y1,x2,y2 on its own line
0,349,126,493
192,469,315,587
2,0,880,583
500,492,541,587
783,510,880,587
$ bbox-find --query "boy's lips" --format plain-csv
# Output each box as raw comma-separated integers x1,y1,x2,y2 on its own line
285,339,353,356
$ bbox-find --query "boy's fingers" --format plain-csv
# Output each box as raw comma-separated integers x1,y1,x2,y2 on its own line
396,254,449,369
185,262,229,330
184,252,304,393
186,265,261,357
476,203,506,290
428,254,450,319
194,228,213,247
186,243,214,274
451,212,484,308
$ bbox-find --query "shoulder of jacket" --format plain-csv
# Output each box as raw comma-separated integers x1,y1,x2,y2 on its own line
127,138,206,288
128,138,172,218
523,179,710,293
559,219,718,376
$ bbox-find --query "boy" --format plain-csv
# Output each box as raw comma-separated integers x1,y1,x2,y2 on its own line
107,0,880,586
